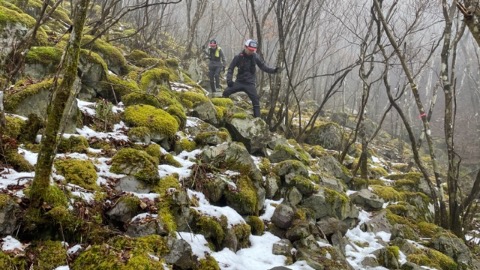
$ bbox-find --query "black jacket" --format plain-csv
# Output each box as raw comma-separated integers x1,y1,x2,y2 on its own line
227,51,276,85
206,47,226,68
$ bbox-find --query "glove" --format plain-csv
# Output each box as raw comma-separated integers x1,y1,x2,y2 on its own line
274,67,283,73
227,80,234,87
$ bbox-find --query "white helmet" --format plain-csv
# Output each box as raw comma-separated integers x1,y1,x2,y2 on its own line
244,39,258,51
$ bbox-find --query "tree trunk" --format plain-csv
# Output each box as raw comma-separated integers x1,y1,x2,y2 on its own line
29,0,90,209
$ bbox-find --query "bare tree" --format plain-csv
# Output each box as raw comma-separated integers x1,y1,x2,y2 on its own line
30,0,91,209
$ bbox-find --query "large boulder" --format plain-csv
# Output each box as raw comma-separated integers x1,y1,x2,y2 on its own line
225,115,271,155
304,122,344,151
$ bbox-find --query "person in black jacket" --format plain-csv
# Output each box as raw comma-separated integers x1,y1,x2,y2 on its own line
205,39,226,93
223,39,281,118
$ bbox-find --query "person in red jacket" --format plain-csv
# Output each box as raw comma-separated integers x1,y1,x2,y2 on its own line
223,39,281,118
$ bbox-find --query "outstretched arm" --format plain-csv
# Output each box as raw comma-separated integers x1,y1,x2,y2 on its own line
254,54,276,74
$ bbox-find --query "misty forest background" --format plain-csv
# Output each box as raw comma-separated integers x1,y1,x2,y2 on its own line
4,0,480,245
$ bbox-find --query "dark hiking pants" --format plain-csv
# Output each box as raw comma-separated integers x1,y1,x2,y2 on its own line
223,82,260,117
209,66,222,92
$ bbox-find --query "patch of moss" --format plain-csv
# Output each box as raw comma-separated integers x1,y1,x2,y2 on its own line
28,240,67,270
126,49,149,63
110,147,159,184
165,58,179,68
179,91,209,109
127,126,151,142
122,91,161,107
167,104,187,129
197,254,220,270
101,73,139,99
145,143,161,160
5,78,54,111
197,215,226,249
211,98,234,107
26,46,63,66
290,175,319,195
136,57,165,68
0,250,26,269
370,185,404,202
4,115,25,139
225,175,258,215
157,86,179,107
54,158,99,191
231,112,248,119
175,138,197,152
80,48,108,71
4,149,34,172
418,221,442,238
246,216,264,235
232,223,251,249
0,4,36,28
408,248,457,270
257,157,271,175
123,104,179,139
161,153,182,167
139,68,170,92
18,113,43,143
81,35,128,75
57,135,89,153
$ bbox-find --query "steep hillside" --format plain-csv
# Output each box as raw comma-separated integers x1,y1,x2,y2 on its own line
0,1,477,270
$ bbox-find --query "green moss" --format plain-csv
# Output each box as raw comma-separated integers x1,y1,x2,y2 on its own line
370,185,404,202
273,143,310,165
139,68,170,91
369,166,388,178
197,215,226,249
127,126,151,142
257,157,271,175
214,105,227,120
5,78,54,111
110,147,159,184
166,58,179,68
101,74,139,99
57,135,89,153
0,251,26,269
123,104,179,139
176,138,197,152
122,91,161,107
349,177,368,190
80,49,108,73
225,175,258,215
167,104,187,129
324,187,348,206
386,203,409,217
28,240,67,270
19,113,43,143
231,113,248,119
197,254,220,270
4,115,24,138
54,158,99,191
408,248,458,270
290,175,319,195
81,35,128,75
211,98,234,107
145,144,161,160
26,46,63,66
305,144,326,158
178,91,209,109
418,221,442,238
136,57,165,68
156,86,179,107
0,4,36,28
161,153,182,167
154,175,181,233
0,194,10,209
246,216,264,235
232,223,251,249
126,49,149,62
5,149,34,172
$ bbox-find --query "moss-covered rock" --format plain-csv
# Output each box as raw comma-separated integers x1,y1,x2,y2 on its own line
179,91,209,109
123,104,179,140
27,240,67,270
225,175,258,215
110,147,159,184
122,91,161,107
100,73,139,101
57,135,89,153
139,68,170,93
81,35,128,75
54,158,99,191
